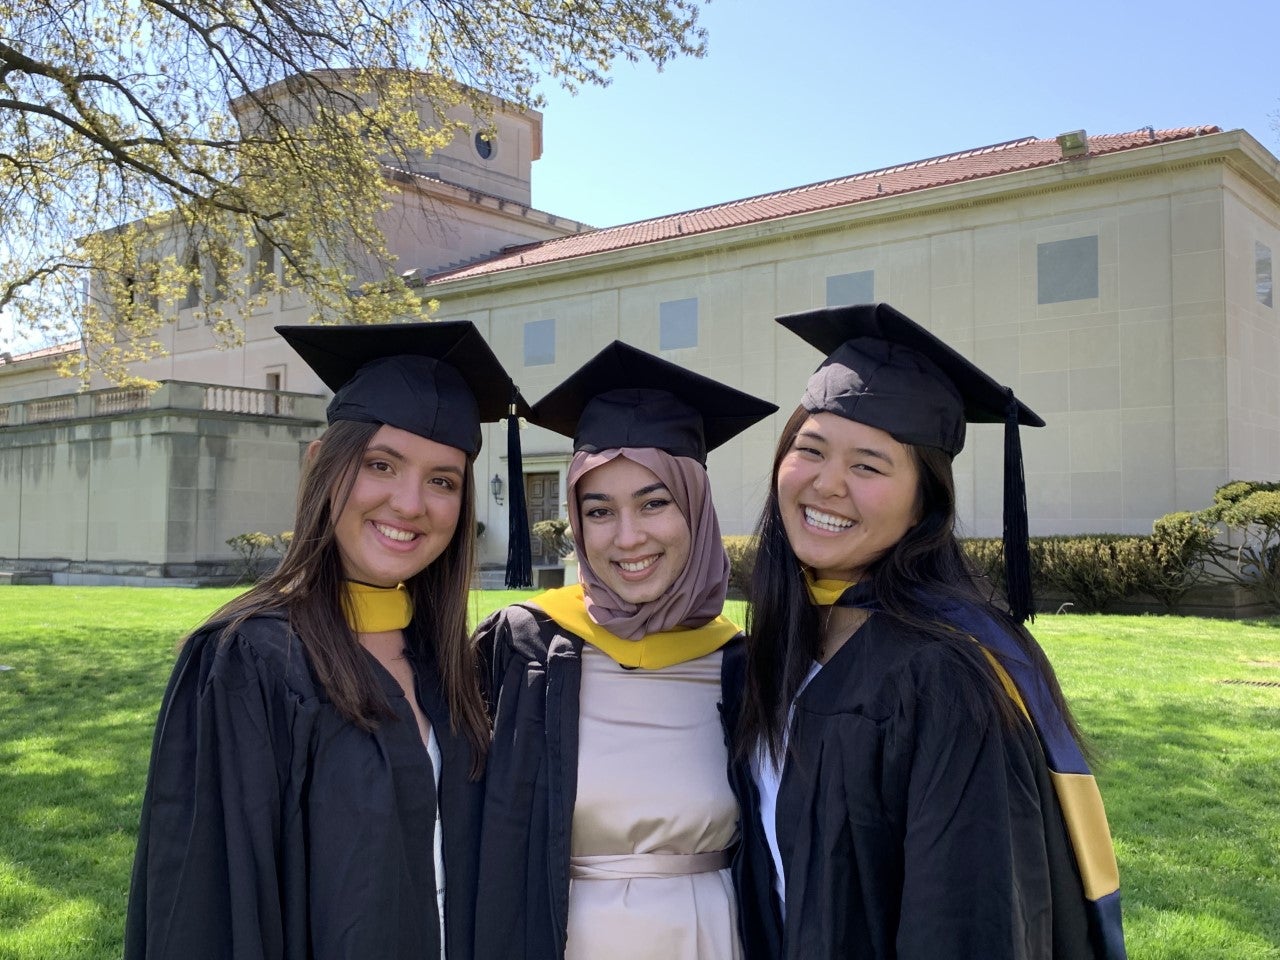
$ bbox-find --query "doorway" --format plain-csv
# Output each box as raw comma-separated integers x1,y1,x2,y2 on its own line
525,472,562,566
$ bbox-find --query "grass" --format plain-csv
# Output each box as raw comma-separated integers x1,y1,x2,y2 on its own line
0,588,1277,958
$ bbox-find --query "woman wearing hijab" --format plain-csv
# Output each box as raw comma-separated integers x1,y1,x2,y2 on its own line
472,342,776,960
734,303,1126,960
125,321,523,960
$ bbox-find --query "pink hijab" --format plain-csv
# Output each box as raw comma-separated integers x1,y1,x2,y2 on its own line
566,447,731,640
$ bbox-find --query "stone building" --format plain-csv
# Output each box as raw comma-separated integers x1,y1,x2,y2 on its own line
3,112,1279,583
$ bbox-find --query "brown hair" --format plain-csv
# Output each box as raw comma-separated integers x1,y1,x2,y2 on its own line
199,418,488,777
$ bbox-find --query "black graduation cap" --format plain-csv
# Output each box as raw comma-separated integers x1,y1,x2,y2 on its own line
276,320,535,586
275,320,525,455
776,302,1043,621
530,341,778,466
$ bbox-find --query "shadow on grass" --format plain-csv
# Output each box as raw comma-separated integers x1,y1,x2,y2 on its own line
0,626,176,958
1083,693,1280,958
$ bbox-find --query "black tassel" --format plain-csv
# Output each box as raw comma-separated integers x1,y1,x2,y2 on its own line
1002,388,1034,622
504,387,532,588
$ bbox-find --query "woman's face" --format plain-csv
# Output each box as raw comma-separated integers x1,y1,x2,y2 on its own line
329,424,467,587
577,455,692,605
776,412,921,582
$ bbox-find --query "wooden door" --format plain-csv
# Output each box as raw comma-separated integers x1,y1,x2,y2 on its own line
525,472,562,566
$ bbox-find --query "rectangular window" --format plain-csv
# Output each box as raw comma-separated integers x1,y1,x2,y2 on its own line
659,297,698,350
1257,242,1273,308
251,234,277,295
181,249,201,310
826,270,875,307
524,318,555,366
265,366,285,414
1037,236,1099,304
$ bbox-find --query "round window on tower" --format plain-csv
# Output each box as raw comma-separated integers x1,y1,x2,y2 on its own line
474,132,495,160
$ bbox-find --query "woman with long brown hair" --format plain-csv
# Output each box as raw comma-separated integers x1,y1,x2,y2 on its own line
735,303,1126,960
125,321,520,960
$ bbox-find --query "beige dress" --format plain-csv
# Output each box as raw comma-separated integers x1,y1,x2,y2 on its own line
565,643,742,960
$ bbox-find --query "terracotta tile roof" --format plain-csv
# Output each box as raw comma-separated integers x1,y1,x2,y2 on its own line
422,126,1221,285
2,339,81,364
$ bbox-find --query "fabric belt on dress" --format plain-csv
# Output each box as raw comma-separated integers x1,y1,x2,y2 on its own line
569,851,730,880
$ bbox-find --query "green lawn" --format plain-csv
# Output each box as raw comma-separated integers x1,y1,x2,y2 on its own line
1,587,1277,959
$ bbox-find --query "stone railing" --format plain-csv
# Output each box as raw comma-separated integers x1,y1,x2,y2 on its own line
203,385,297,417
94,387,151,416
0,380,325,427
25,396,77,424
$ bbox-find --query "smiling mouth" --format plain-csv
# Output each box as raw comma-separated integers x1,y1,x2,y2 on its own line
616,555,659,574
374,522,419,543
804,507,854,533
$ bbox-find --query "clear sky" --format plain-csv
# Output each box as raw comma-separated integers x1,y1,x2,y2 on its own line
529,0,1280,227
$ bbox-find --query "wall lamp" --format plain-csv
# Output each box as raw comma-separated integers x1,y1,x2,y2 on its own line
490,473,504,505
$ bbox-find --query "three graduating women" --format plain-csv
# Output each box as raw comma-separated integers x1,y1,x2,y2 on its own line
125,305,1125,960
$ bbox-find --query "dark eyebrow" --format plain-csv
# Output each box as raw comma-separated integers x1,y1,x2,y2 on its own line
855,447,896,466
796,430,896,466
579,481,670,504
632,482,670,500
365,443,463,476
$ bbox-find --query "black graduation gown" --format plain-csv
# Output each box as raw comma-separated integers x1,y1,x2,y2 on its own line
124,612,482,960
732,612,1097,960
471,602,763,960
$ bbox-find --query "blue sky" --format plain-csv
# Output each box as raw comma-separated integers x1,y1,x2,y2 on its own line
530,0,1280,227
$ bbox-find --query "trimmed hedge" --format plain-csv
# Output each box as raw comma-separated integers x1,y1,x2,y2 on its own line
723,535,757,596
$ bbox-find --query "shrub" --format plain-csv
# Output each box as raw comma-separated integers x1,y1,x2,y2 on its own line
1036,535,1147,613
531,518,573,558
226,531,276,582
722,535,758,595
1141,512,1218,611
1200,482,1280,612
960,537,1005,591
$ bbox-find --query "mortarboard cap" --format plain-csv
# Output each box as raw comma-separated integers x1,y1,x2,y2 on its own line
276,320,527,455
276,320,535,587
776,302,1043,621
530,341,778,466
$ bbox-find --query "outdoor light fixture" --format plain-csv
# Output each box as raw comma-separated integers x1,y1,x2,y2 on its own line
490,473,504,505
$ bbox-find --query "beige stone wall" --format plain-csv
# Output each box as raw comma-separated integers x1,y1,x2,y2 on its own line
0,383,325,577
428,138,1280,542
4,129,1279,574
1222,166,1280,482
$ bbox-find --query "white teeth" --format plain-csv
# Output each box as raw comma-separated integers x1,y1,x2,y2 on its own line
617,556,658,573
375,523,417,542
804,507,854,532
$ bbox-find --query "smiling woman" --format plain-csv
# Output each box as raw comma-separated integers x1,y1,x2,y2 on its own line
471,342,776,960
575,455,692,605
329,426,468,588
776,412,921,583
735,303,1127,960
124,321,523,960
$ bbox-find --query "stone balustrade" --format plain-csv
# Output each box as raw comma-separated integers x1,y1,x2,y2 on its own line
0,380,325,426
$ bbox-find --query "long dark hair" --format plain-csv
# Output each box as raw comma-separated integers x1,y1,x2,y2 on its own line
198,418,488,777
738,405,1083,765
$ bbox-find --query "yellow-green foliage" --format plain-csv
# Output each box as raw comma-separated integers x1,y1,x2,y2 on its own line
722,535,758,595
531,518,573,558
2,0,709,384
